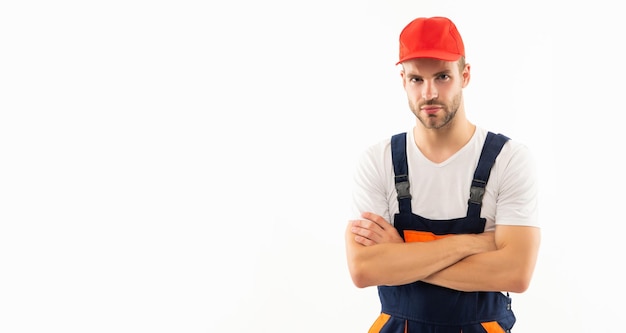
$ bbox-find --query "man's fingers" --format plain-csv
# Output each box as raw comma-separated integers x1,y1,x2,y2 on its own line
361,212,390,229
349,215,403,246
350,219,382,231
350,222,381,240
354,235,375,246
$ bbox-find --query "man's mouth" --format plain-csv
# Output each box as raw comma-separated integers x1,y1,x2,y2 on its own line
421,106,442,115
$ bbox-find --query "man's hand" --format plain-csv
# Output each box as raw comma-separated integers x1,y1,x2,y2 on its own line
349,212,404,246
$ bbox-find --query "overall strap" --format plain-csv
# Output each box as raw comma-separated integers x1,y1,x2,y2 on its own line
467,132,510,218
391,132,412,213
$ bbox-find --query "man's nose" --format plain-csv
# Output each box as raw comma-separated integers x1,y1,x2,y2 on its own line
422,82,438,100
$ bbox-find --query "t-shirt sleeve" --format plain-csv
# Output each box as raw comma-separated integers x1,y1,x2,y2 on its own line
350,142,393,224
495,142,540,228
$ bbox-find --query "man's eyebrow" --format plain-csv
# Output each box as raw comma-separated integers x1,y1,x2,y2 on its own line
406,73,422,78
407,69,452,78
434,69,453,76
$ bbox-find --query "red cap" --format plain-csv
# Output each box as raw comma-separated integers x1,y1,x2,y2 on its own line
397,16,465,65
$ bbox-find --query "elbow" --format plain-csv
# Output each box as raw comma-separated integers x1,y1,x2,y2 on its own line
505,269,535,293
346,243,379,288
507,278,530,293
348,262,377,288
351,274,371,289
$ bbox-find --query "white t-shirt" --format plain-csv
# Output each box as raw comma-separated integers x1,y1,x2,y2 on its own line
351,126,539,231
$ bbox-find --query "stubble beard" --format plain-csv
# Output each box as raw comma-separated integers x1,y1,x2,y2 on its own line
409,93,462,130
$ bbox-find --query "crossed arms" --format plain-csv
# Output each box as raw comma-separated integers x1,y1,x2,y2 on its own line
345,212,541,293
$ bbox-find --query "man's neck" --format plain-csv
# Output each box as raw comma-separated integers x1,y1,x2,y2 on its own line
412,120,476,164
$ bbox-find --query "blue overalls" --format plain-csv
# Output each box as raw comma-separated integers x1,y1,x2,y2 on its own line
369,131,515,333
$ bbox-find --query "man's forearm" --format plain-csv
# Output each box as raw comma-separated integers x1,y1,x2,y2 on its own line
421,250,517,292
346,229,494,288
422,226,541,293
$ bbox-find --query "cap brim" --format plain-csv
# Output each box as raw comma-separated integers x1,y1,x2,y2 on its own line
396,50,462,65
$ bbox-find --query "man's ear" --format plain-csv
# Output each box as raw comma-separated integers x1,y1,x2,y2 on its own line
462,64,471,88
400,69,407,89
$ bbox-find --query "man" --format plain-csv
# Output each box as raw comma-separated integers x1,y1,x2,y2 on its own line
345,16,540,333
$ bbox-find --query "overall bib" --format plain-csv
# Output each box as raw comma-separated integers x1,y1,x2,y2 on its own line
368,131,515,333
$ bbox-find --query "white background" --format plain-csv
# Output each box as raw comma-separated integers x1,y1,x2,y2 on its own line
1,1,624,332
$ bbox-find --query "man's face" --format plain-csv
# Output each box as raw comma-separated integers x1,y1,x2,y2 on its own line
400,58,470,130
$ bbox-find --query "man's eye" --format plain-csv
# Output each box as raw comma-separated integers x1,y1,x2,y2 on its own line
410,77,423,83
437,74,450,80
